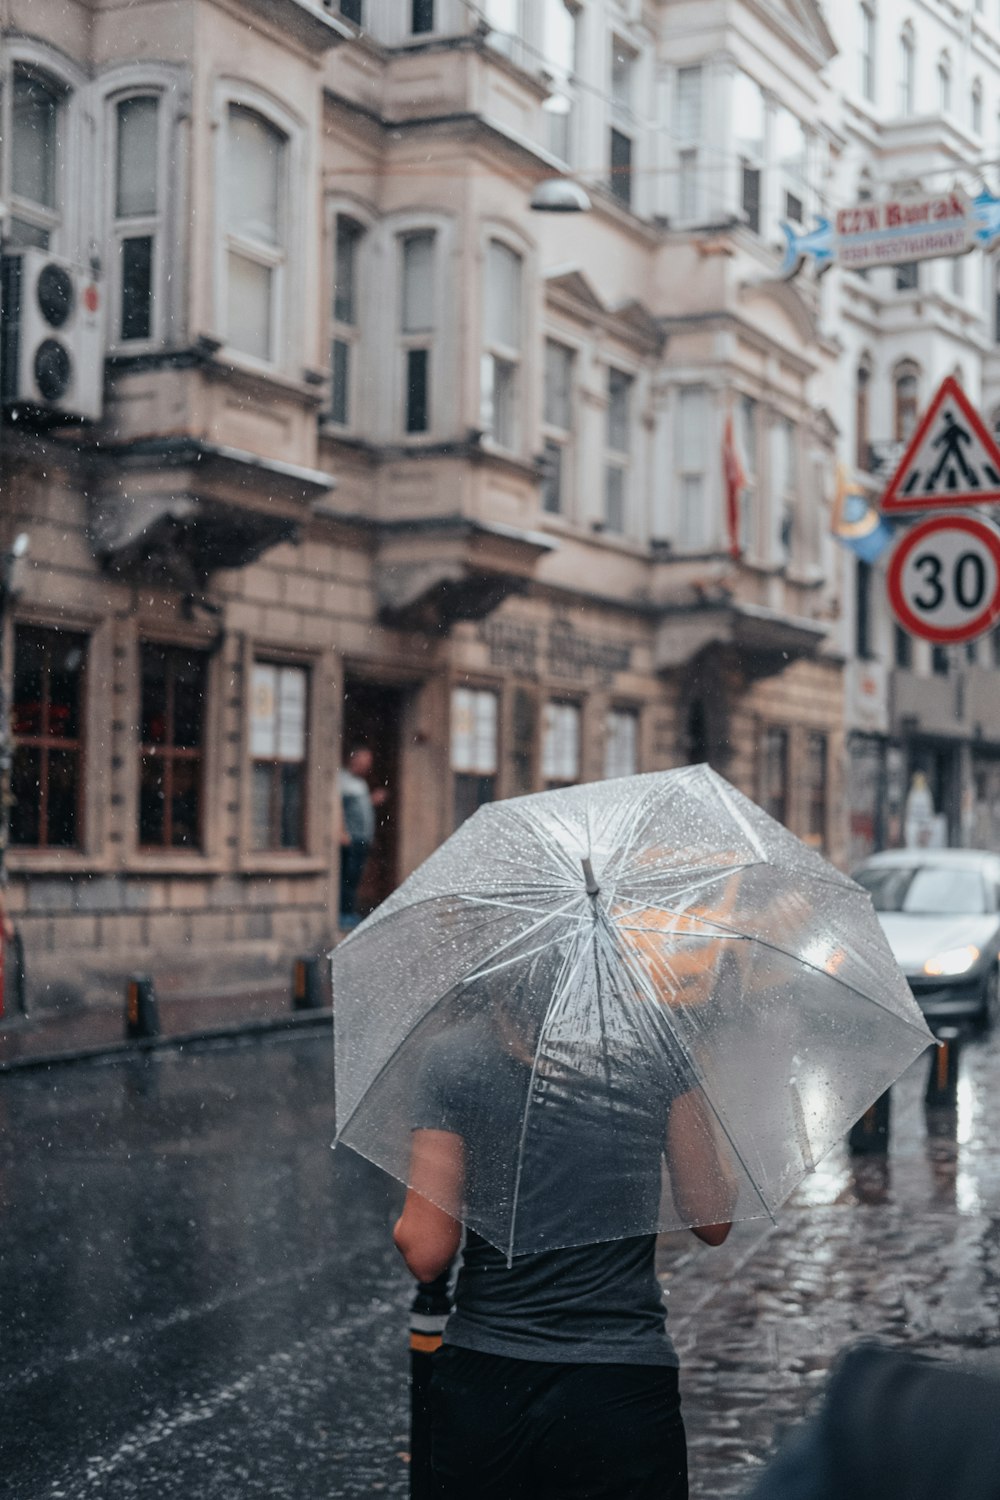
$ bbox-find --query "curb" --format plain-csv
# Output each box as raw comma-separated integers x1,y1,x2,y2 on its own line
0,1007,333,1075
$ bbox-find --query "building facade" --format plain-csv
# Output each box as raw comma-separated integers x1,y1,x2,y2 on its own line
0,0,864,1009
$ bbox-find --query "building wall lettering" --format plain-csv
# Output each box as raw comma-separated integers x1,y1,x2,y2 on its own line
478,617,634,687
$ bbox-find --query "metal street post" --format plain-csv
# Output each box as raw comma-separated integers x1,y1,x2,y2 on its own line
0,533,29,1016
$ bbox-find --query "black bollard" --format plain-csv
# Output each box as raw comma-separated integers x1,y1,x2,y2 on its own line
409,1270,452,1500
926,1027,961,1109
125,973,159,1040
292,955,326,1011
848,1088,891,1155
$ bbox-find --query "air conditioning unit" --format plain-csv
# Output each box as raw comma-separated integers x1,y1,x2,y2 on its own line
1,248,104,422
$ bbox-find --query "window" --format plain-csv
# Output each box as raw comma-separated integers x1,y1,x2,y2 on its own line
676,386,709,549
973,79,984,135
9,68,62,249
771,417,797,564
605,368,633,533
674,67,702,221
737,395,758,555
775,108,808,227
895,262,919,292
894,366,920,443
223,105,287,363
484,0,520,60
481,240,522,449
139,644,206,849
605,709,638,779
805,733,828,850
400,231,435,434
331,215,364,426
451,687,498,828
856,362,871,472
339,0,363,24
11,627,86,850
112,95,160,343
609,42,636,208
856,558,874,659
543,1,578,161
860,3,876,103
250,663,308,851
760,726,789,827
734,73,765,234
951,255,965,300
938,52,952,113
932,645,950,676
542,702,580,788
899,27,915,115
542,339,574,515
412,0,434,32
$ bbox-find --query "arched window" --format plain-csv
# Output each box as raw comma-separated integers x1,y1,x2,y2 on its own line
856,359,872,471
8,66,65,248
937,51,952,113
894,362,920,444
222,104,289,364
899,24,916,116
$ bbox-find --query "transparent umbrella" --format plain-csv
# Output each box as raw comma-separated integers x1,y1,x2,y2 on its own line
332,765,933,1260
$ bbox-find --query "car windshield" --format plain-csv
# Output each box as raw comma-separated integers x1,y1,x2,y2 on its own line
854,865,990,915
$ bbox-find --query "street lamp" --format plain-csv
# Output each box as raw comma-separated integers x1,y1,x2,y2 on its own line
529,178,593,213
0,532,29,1014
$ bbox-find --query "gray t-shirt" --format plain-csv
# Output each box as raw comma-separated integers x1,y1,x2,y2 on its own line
413,1020,690,1367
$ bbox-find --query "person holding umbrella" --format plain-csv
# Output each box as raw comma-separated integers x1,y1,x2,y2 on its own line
393,972,737,1499
333,767,933,1498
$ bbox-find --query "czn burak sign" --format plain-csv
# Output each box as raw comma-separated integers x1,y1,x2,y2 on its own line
781,185,1000,276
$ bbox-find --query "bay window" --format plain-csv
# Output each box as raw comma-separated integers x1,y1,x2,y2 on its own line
9,68,62,249
112,95,161,344
223,105,288,364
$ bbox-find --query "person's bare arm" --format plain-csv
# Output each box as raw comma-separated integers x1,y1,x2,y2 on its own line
393,1128,464,1283
667,1089,737,1248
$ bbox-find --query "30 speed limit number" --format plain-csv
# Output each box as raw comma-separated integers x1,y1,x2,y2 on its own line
887,515,1000,644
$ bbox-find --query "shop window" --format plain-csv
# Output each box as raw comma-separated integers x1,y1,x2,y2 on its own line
139,644,206,849
250,663,308,851
451,687,498,828
9,67,63,249
542,339,574,515
805,732,828,849
112,94,161,343
223,105,288,363
331,215,365,427
604,368,633,533
400,231,436,434
542,701,580,788
11,626,86,849
481,239,522,450
760,726,789,827
605,709,638,779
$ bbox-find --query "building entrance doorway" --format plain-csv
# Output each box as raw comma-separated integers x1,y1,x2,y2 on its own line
341,677,405,917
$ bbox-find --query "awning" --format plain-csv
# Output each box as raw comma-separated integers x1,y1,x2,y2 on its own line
656,600,828,678
376,517,557,631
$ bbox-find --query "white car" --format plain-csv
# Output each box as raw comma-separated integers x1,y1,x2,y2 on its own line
850,849,1000,1030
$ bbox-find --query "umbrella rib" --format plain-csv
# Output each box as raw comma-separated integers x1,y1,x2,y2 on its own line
505,927,595,1265
458,896,586,988
504,807,587,888
600,784,664,908
710,776,768,862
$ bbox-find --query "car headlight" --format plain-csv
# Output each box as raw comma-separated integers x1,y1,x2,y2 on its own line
923,945,981,977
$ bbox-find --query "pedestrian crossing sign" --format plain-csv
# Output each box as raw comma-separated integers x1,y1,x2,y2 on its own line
881,375,1000,513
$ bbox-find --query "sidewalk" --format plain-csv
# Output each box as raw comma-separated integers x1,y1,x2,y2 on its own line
0,982,332,1072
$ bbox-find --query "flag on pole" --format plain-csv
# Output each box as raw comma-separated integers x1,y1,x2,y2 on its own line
722,408,747,559
831,464,894,563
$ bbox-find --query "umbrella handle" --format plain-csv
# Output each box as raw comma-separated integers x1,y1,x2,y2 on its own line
582,857,600,897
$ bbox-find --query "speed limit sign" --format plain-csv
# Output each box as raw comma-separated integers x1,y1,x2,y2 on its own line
887,514,1000,644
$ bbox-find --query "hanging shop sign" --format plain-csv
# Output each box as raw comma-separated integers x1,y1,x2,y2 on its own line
780,185,1000,277
887,515,1000,645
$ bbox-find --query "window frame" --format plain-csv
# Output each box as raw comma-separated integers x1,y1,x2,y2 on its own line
213,81,306,375
675,384,710,552
604,365,634,535
604,706,639,780
542,337,576,517
1,44,86,258
759,724,790,828
541,699,581,789
137,641,209,853
398,228,437,436
10,624,88,852
609,37,637,210
450,682,501,828
481,235,525,453
894,363,921,444
249,659,311,854
329,210,368,429
673,64,703,224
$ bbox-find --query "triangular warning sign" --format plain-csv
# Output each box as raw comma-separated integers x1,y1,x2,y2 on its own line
881,376,1000,513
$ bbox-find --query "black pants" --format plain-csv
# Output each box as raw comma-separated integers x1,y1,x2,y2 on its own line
339,839,370,918
430,1345,688,1500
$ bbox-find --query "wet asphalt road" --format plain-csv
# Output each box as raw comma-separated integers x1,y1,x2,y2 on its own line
2,1025,999,1499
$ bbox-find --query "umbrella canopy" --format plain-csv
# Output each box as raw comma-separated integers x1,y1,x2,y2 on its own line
333,766,933,1259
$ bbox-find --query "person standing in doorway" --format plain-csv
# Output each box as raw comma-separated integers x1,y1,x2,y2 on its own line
339,746,387,930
